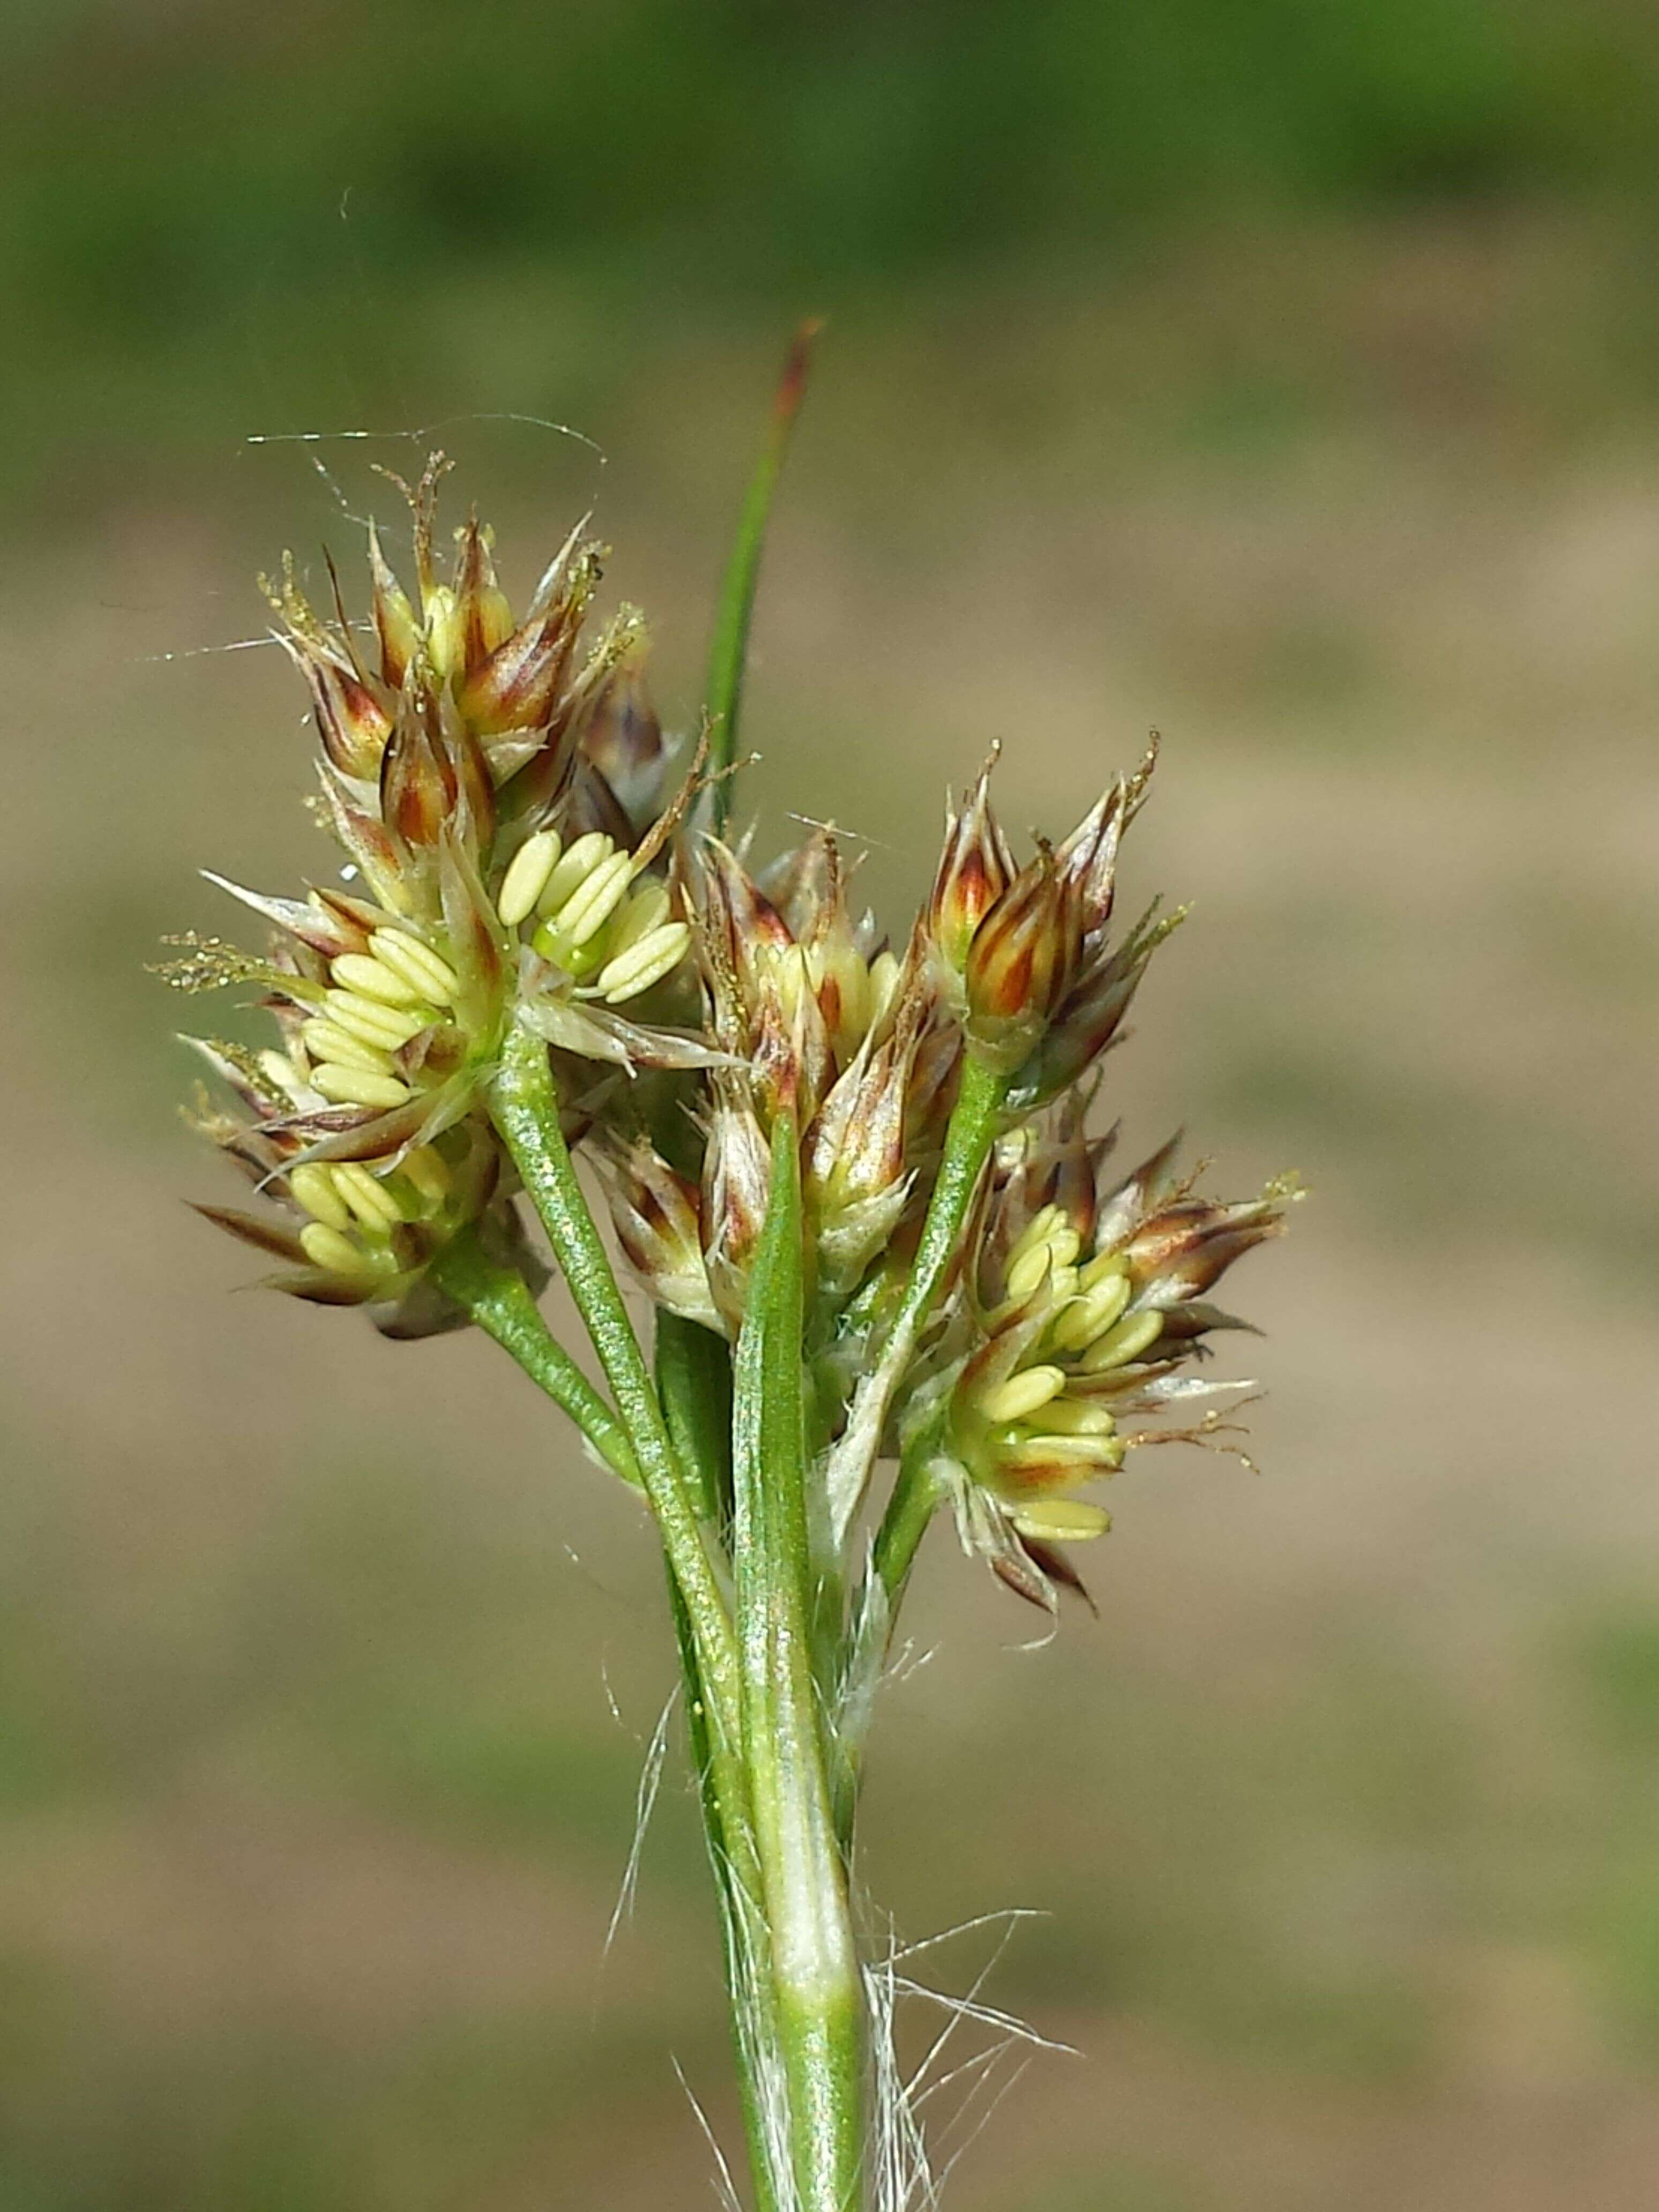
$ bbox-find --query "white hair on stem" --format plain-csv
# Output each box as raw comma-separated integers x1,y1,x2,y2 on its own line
612,1703,1072,2207
603,1686,678,1961
862,1905,1078,2211
672,2056,746,2212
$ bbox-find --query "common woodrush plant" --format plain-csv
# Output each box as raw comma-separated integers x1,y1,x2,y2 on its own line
159,327,1296,2210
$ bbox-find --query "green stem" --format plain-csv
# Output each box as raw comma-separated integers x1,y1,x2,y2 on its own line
831,1415,950,1846
665,1563,787,2212
655,1319,783,2205
735,1115,864,2210
429,1229,640,1486
656,1310,735,1536
656,1316,788,2207
871,1432,947,1610
434,1231,789,2192
862,1056,1010,1594
827,1051,1012,1556
489,1022,745,1778
705,319,821,830
893,1052,1011,1342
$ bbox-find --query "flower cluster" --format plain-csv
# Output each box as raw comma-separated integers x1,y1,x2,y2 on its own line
166,463,1292,1599
598,828,957,1334
923,1099,1300,1605
925,745,1184,1104
160,399,1298,2212
161,459,712,1332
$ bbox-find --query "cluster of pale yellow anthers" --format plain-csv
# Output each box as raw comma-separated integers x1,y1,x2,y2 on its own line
751,932,903,1071
282,1145,455,1282
924,1112,1297,1601
956,1206,1152,1541
271,925,462,1117
190,831,699,1302
496,826,690,1005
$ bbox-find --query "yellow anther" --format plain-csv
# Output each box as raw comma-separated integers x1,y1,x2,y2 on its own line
844,965,875,1046
757,941,816,1026
866,948,901,1035
607,880,672,956
1006,1225,1077,1304
1049,1269,1133,1352
467,575,515,660
1032,1398,1116,1437
975,1364,1066,1425
1010,1499,1112,1542
332,952,423,1008
299,1221,372,1274
331,1161,404,1232
1006,1204,1066,1274
310,1064,413,1109
289,1162,352,1232
399,1145,451,1209
598,920,692,1004
1078,1308,1164,1374
257,1048,309,1102
539,831,614,915
806,941,872,1048
369,930,458,1004
551,849,634,947
323,990,430,1050
1003,1431,1125,1471
300,1019,397,1077
497,829,563,929
1004,1247,1048,1304
1079,1247,1130,1292
422,583,464,682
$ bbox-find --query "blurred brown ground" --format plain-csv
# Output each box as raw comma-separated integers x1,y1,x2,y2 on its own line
6,213,1659,2209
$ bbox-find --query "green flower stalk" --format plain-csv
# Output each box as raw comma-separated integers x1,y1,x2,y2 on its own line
161,331,1295,2211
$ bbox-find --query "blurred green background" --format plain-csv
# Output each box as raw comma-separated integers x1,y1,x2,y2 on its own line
7,1,1659,2205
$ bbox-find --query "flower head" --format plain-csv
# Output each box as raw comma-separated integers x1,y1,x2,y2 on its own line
924,736,1179,1096
923,1098,1301,1608
162,452,1291,1627
166,464,710,1316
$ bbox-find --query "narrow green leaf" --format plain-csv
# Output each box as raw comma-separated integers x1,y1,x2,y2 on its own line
704,318,823,829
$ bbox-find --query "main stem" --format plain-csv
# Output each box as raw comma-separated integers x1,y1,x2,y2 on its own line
735,1116,865,2210
655,1322,795,2212
492,1028,862,2205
